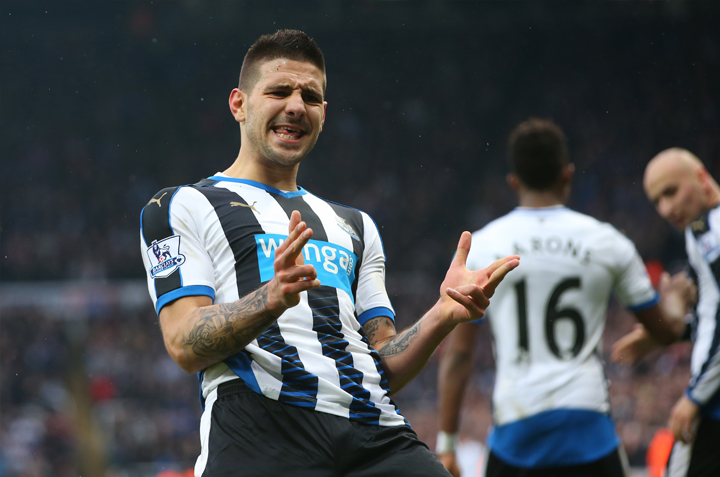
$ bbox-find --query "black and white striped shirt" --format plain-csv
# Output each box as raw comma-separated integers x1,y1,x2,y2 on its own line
140,174,405,426
685,205,720,420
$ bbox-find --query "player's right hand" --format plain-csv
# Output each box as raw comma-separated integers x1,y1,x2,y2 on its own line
266,210,321,316
437,452,461,477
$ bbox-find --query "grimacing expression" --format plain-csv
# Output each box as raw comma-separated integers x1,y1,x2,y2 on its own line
243,59,326,167
644,163,707,231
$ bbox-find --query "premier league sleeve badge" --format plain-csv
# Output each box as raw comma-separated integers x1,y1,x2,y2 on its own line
147,235,187,278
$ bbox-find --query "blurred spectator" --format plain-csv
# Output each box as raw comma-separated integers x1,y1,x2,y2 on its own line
2,2,718,283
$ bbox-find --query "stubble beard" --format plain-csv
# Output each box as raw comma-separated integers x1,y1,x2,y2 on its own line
245,112,318,168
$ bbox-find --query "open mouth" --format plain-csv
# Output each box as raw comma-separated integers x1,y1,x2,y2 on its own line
272,126,305,141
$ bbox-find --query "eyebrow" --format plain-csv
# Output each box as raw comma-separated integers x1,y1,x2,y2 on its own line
264,83,323,99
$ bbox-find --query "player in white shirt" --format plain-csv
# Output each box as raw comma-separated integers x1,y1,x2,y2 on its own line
140,30,519,477
437,119,691,477
614,148,720,476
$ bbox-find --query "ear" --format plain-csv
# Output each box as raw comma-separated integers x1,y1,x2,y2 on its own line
507,173,521,192
696,166,714,196
319,101,327,133
229,88,247,123
697,166,709,184
562,163,575,184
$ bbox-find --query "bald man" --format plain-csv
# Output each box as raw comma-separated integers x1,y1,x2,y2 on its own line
615,148,720,477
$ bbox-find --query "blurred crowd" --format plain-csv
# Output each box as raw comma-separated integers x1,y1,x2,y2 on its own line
0,301,692,475
3,2,719,283
2,1,719,476
1,308,200,477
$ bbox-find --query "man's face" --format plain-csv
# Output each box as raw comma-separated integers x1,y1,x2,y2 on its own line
242,58,326,167
644,159,708,231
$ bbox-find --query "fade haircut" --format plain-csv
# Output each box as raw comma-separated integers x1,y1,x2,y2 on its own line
508,118,569,191
238,29,326,94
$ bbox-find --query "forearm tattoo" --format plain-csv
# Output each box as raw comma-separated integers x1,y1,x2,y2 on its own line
377,319,422,357
183,285,274,361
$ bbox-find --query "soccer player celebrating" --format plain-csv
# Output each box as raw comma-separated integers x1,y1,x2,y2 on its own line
614,148,720,476
436,119,693,477
140,30,518,476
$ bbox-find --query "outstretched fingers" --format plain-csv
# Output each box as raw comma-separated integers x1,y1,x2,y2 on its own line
484,254,521,278
451,232,473,267
276,223,313,269
481,256,520,298
288,210,302,233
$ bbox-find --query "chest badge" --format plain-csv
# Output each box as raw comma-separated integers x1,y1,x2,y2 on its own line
336,216,360,241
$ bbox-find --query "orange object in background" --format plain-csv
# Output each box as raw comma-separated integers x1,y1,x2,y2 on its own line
647,427,675,477
155,469,193,477
644,259,666,290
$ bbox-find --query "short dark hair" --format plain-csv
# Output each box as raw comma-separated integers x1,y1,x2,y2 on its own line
508,118,569,190
239,29,326,93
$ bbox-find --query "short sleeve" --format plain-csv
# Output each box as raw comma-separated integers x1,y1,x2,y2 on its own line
466,230,500,273
354,213,395,326
611,231,659,311
140,187,216,314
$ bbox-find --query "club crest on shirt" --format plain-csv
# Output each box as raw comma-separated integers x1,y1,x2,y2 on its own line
336,216,360,241
147,235,186,278
691,219,707,233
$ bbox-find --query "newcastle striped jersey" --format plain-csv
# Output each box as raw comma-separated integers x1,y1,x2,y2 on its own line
140,174,406,427
685,205,720,420
465,206,658,467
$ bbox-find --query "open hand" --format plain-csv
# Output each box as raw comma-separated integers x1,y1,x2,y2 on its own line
266,211,321,316
439,231,519,324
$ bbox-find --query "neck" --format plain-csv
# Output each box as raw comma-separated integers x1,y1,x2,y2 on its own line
223,147,300,191
517,189,565,208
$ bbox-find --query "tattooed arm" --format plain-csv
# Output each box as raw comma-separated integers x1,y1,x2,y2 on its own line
160,287,279,373
362,232,519,394
363,314,453,394
159,211,321,374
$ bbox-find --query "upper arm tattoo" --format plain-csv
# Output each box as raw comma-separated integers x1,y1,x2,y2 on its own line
363,316,395,345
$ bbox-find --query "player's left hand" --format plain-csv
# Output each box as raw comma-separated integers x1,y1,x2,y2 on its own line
610,324,662,365
669,394,700,444
439,231,519,324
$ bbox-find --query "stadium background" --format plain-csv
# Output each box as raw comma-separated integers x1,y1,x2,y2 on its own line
2,2,719,476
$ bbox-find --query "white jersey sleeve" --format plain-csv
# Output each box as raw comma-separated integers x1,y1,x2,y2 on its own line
355,213,395,325
608,230,659,311
140,186,216,314
466,229,507,323
466,232,500,272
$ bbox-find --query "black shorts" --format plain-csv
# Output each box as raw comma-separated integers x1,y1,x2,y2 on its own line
667,416,720,477
484,447,628,477
196,380,451,477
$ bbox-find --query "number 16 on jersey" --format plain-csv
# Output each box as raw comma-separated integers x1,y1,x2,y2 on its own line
514,277,586,362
